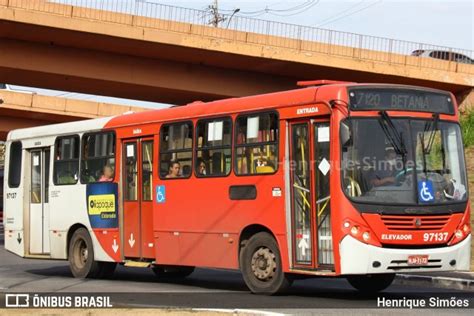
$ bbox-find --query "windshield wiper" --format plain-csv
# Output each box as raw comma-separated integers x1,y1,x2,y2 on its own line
378,111,408,159
422,113,440,154
419,113,440,174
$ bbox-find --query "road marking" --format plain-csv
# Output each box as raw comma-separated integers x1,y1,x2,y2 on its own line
194,309,287,316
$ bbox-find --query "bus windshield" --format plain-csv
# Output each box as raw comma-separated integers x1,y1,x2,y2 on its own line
341,118,468,205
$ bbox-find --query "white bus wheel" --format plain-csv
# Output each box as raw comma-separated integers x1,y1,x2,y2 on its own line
68,228,102,278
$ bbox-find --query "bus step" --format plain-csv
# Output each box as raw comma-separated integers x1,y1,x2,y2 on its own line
124,261,152,268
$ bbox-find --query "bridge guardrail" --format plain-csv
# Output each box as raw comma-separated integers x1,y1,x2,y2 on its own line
3,0,474,74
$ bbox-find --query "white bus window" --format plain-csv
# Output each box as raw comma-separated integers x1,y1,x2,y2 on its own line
195,118,232,177
31,151,41,204
54,136,80,185
235,112,279,175
81,132,115,184
160,122,193,179
8,141,22,188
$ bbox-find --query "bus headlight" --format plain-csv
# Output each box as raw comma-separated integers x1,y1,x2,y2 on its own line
462,224,470,234
448,210,470,246
342,218,381,247
350,226,359,236
454,230,463,239
362,232,370,242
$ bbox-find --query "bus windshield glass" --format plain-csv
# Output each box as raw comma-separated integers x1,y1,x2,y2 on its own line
341,118,467,205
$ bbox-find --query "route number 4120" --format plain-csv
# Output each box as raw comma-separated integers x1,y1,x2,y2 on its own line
423,232,448,242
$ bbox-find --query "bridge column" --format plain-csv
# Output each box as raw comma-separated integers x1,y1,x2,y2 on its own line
457,88,474,113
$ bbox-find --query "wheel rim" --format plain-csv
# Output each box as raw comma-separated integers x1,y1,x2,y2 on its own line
251,246,276,281
73,239,88,269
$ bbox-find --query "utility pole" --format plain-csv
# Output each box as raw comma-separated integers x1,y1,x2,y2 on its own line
208,0,240,28
208,0,225,27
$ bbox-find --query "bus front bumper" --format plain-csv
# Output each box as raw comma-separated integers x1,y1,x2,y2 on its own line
339,234,471,275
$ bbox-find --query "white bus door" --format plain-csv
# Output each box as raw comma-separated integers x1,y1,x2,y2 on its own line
29,148,51,254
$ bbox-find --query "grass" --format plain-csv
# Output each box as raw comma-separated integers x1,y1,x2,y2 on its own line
462,110,474,269
466,147,474,270
461,110,474,147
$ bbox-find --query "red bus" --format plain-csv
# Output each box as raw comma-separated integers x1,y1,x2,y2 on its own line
4,80,470,294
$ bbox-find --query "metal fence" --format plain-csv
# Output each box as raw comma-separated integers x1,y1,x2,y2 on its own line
4,0,474,74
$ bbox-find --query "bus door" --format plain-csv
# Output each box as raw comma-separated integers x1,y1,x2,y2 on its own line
289,120,333,269
29,148,51,254
122,138,155,259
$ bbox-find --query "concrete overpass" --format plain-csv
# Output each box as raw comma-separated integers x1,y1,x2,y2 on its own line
0,0,472,107
0,90,148,141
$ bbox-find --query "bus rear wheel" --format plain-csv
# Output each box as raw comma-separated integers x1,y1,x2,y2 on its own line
68,227,104,279
240,232,291,295
152,265,195,278
346,274,395,293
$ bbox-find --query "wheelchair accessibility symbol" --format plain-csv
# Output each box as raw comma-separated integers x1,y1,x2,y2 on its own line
418,180,434,203
156,185,166,203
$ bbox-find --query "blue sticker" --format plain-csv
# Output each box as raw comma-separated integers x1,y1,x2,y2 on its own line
86,182,119,228
156,185,166,203
418,180,435,203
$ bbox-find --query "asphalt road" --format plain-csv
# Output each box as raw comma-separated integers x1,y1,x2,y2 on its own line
0,225,473,314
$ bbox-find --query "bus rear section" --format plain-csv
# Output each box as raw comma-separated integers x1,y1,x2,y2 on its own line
3,118,119,269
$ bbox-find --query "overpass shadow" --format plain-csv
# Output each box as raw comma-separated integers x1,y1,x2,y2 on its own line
24,263,377,299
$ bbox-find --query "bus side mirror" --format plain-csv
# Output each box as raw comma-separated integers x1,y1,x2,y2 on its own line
340,122,351,146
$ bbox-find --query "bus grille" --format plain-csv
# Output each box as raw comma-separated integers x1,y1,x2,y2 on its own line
381,215,450,231
387,259,442,270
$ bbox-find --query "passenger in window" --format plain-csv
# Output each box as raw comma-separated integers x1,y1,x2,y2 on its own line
255,156,275,173
166,161,181,178
197,160,207,176
99,165,114,182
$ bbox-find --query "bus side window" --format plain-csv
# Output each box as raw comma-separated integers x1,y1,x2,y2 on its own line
159,122,193,179
81,132,116,184
8,141,22,188
195,118,232,177
54,135,80,185
234,112,278,175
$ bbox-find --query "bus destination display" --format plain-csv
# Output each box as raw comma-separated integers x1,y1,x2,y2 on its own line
348,88,454,114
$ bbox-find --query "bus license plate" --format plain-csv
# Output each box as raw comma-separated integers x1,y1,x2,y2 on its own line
407,255,429,265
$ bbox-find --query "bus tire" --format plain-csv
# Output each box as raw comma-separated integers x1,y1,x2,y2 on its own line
152,265,195,278
346,273,395,293
68,228,102,279
240,232,291,295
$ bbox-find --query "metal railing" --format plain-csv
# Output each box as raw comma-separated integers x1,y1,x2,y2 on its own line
4,0,474,74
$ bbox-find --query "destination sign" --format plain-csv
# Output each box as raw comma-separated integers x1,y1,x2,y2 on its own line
348,88,454,114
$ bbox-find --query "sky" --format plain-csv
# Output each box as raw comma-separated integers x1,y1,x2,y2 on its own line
152,0,473,50
10,0,474,108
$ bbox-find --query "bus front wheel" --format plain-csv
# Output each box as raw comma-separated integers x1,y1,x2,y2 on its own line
240,232,291,295
346,274,395,293
68,228,103,279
